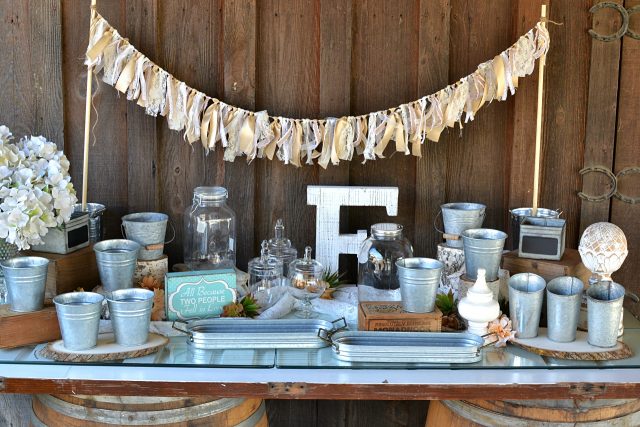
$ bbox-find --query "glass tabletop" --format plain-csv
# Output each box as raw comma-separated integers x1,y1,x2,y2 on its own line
0,336,276,368
1,311,639,370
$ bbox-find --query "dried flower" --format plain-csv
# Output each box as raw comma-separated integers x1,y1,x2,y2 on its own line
487,314,516,348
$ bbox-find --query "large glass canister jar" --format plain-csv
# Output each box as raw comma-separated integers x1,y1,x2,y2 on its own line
358,223,414,302
184,186,237,270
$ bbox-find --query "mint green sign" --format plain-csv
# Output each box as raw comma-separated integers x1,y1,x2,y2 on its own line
165,270,236,321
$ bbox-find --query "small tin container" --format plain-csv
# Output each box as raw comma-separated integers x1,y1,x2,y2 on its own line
107,288,154,346
587,281,625,348
509,207,561,251
546,276,584,342
0,256,49,312
32,211,90,254
396,258,443,313
518,217,566,261
53,292,104,350
508,273,546,338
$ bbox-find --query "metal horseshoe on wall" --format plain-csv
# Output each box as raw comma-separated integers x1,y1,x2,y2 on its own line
579,166,640,204
589,2,640,41
578,166,617,202
614,167,640,204
628,6,640,40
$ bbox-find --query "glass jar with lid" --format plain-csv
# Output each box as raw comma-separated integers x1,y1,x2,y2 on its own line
358,223,414,302
267,219,297,283
288,246,326,318
183,186,236,270
248,240,283,309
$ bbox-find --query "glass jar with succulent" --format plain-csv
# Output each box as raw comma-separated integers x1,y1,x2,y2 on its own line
0,126,77,302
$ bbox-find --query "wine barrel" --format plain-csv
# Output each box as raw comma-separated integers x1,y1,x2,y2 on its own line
425,399,640,426
31,395,267,427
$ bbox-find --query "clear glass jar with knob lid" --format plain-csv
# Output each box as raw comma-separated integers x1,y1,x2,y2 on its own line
267,219,297,283
357,223,414,302
183,186,236,270
288,246,326,318
248,240,283,309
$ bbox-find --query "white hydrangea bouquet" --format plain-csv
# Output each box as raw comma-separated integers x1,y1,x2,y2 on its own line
0,125,77,250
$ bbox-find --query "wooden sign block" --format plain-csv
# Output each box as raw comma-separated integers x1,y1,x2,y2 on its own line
501,248,590,283
0,304,61,349
25,245,100,299
358,301,442,332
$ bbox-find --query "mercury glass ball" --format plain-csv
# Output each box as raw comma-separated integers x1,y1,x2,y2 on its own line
578,222,628,275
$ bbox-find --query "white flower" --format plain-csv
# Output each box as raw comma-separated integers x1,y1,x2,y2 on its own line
0,127,77,249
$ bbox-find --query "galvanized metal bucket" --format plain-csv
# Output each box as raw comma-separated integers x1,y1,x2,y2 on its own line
587,282,625,348
508,272,546,338
75,203,106,243
107,288,154,346
435,203,486,248
93,239,141,291
546,276,584,343
121,212,174,261
53,292,104,350
509,207,561,250
396,258,443,313
461,228,507,281
0,256,49,312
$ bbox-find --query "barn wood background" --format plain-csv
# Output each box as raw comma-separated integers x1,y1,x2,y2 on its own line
0,0,639,426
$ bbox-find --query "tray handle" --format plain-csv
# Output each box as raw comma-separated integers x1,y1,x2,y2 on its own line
317,328,339,350
331,317,348,333
172,321,190,335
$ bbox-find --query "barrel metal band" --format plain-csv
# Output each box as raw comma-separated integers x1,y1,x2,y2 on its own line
34,394,247,425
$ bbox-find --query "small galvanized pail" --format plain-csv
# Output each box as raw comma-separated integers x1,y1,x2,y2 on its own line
508,272,546,338
0,256,49,312
546,276,584,343
396,258,443,313
107,288,154,346
53,292,104,350
509,207,561,251
435,203,486,248
75,203,106,243
94,239,141,291
461,228,507,281
587,282,625,348
121,212,174,261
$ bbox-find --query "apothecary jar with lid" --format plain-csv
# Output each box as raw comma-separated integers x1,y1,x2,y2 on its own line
184,186,236,270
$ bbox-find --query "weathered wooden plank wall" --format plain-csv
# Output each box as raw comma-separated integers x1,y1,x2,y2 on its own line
1,1,640,426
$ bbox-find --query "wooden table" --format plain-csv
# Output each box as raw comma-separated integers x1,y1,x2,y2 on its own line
3,362,640,400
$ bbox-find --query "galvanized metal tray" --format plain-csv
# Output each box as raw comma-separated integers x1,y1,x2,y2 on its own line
320,330,483,364
174,318,347,350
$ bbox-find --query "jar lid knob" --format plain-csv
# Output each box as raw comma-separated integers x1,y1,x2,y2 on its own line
304,246,312,261
274,218,284,239
260,240,269,261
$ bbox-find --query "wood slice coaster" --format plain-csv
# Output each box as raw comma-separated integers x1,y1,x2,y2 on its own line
38,333,168,362
513,328,632,361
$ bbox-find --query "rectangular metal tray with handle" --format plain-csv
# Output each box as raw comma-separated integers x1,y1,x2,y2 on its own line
320,330,484,364
174,318,347,350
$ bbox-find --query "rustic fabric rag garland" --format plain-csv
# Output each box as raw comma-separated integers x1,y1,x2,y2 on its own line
86,12,550,168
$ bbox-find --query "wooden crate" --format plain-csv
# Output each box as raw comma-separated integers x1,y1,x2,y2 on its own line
25,245,100,298
358,301,442,332
0,304,61,349
501,248,591,283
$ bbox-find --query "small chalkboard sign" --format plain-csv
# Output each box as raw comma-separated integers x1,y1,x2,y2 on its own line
518,217,566,261
165,269,237,321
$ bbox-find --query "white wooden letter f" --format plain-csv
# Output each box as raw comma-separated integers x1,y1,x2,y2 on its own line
307,186,399,271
